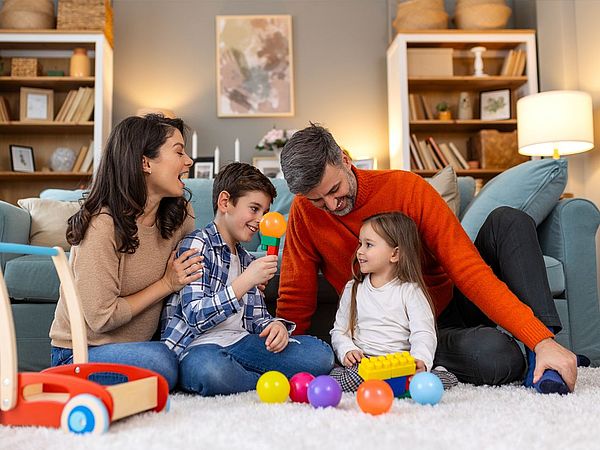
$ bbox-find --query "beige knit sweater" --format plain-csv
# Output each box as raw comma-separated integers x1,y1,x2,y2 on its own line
50,211,195,348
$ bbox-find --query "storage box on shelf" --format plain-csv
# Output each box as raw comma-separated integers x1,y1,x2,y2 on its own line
387,30,538,182
0,30,113,205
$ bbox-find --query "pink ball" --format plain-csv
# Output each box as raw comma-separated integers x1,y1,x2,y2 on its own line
289,372,315,403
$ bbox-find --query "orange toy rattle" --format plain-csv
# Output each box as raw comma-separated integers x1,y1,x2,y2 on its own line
259,212,287,256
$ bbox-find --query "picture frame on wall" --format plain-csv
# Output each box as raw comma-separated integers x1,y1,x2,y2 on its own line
9,144,35,173
189,157,215,179
19,87,54,122
480,89,511,121
216,15,294,117
353,158,375,170
253,156,282,179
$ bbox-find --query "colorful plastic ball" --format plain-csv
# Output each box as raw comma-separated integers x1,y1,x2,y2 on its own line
256,371,290,403
289,372,315,403
356,380,394,415
307,375,342,408
259,212,287,238
409,372,444,405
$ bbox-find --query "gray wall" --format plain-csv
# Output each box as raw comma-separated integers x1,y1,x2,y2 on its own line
113,0,390,167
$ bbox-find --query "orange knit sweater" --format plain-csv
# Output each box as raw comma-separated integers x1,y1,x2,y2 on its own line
276,167,553,350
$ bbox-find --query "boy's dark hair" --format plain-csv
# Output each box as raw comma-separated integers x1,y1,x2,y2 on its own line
212,162,277,213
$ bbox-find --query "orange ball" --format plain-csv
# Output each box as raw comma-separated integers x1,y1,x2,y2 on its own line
259,211,287,238
356,380,394,415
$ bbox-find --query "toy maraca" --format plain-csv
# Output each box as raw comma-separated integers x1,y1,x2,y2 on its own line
259,212,287,256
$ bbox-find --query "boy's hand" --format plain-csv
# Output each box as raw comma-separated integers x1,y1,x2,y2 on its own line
414,359,426,373
259,321,289,353
163,249,204,292
343,349,364,367
243,255,278,286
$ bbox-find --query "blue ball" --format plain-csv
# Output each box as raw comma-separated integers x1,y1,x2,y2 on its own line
409,372,443,405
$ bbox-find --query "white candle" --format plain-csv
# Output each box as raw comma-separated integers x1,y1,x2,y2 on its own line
214,146,220,173
192,131,198,159
234,138,240,162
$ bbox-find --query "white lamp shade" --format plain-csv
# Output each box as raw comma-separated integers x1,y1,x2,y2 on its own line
517,90,594,156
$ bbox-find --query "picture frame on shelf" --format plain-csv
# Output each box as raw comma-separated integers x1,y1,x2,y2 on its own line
353,158,375,170
253,156,282,179
480,89,511,121
216,15,294,117
190,157,215,179
19,87,54,122
9,145,35,173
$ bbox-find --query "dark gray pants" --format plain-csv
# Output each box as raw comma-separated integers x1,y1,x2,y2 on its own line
434,207,561,386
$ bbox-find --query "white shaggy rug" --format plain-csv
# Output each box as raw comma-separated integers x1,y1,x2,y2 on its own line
2,368,600,450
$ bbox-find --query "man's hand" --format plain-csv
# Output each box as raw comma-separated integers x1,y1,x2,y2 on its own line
259,321,289,353
343,349,364,367
533,338,577,391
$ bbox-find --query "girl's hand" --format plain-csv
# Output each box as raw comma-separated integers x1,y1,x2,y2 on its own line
343,349,364,367
415,359,426,373
259,321,289,353
163,249,204,293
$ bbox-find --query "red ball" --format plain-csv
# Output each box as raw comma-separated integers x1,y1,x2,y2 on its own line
289,372,315,403
356,380,394,415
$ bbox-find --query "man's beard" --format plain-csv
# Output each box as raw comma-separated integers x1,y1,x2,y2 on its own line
329,168,357,216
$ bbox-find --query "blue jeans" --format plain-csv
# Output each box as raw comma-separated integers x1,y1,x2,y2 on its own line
51,341,179,391
179,334,335,396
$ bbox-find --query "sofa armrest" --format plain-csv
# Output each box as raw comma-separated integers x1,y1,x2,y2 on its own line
0,201,31,271
537,198,600,362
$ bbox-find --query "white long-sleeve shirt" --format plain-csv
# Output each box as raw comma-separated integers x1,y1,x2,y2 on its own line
330,276,437,370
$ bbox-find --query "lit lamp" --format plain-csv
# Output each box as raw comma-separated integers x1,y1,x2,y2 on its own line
517,90,594,159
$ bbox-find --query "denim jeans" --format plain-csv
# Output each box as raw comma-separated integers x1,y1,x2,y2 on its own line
51,341,179,391
179,334,335,396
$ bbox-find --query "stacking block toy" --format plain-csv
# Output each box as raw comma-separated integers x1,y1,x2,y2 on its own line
259,211,286,256
357,352,416,398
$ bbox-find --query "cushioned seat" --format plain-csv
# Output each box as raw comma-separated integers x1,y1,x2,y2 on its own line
4,254,63,301
544,255,565,297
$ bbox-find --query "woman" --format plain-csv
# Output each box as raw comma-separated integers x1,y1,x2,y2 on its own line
49,114,203,390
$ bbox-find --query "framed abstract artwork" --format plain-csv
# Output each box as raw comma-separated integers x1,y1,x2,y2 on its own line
216,15,294,117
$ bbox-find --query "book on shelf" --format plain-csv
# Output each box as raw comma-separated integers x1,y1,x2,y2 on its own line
0,96,10,122
74,88,95,123
411,134,434,170
63,88,86,123
79,140,94,172
72,144,88,172
420,94,434,120
500,49,515,76
427,137,449,167
448,142,470,170
55,90,76,122
409,94,418,121
513,50,526,76
409,139,424,170
439,143,463,171
500,49,526,76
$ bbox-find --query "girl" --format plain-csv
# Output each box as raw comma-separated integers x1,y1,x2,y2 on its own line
49,114,204,391
330,212,457,391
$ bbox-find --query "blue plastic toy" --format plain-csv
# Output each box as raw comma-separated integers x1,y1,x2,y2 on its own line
409,372,443,405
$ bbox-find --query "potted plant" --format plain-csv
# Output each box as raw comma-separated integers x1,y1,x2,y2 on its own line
436,101,452,120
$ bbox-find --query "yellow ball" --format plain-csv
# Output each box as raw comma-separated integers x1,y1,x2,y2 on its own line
256,371,290,403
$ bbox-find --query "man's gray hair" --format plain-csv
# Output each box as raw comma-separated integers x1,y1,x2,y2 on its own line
280,123,343,194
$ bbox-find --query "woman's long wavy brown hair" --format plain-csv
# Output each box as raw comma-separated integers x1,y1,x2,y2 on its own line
67,114,192,254
347,212,435,337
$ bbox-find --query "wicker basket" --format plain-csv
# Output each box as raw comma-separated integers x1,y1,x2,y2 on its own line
0,0,55,29
57,0,113,45
11,57,39,77
455,3,512,29
394,9,448,31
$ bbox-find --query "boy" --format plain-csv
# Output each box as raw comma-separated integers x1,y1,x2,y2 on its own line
161,163,334,396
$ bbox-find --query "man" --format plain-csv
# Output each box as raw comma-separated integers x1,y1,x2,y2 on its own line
276,123,578,393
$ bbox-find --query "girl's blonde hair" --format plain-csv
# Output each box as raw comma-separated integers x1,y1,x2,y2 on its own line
347,212,435,337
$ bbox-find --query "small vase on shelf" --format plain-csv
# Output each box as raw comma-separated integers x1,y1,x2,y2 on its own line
70,48,90,77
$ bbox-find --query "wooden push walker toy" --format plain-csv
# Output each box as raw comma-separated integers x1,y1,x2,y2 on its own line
0,243,169,435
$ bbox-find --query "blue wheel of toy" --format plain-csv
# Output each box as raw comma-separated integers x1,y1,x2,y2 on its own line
61,394,110,435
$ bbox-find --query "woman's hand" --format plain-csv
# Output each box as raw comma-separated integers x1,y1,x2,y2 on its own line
162,249,204,293
343,349,364,367
259,321,289,353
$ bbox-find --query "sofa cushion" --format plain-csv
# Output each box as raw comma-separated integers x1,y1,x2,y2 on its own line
460,159,567,240
17,198,81,251
427,165,460,215
544,255,565,297
4,254,61,301
40,188,86,202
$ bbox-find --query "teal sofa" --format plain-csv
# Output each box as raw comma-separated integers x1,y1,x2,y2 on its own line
1,175,599,371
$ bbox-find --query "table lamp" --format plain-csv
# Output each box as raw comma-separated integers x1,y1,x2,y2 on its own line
517,90,594,159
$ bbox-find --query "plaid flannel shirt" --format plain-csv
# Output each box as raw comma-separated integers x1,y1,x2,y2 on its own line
161,222,295,357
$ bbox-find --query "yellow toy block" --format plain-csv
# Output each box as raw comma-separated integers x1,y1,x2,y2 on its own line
357,352,416,381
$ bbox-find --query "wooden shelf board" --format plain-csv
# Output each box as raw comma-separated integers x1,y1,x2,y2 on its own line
413,169,502,180
409,76,527,90
410,119,517,132
0,171,92,181
0,76,95,90
0,122,93,133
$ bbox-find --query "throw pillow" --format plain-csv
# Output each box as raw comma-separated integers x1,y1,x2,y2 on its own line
460,158,567,241
17,198,81,251
427,165,460,216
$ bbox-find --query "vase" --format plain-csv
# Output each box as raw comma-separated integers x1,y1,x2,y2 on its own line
70,47,90,77
438,110,452,120
458,92,473,120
